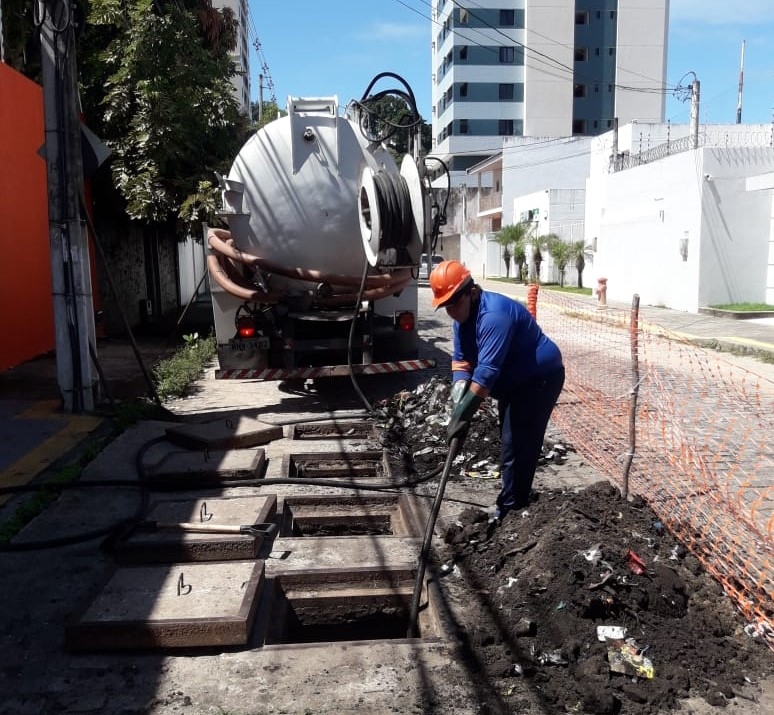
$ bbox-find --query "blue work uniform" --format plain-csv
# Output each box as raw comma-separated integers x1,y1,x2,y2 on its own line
451,290,565,513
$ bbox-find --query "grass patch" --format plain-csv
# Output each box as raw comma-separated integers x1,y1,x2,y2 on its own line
708,302,774,312
153,332,216,400
542,284,593,296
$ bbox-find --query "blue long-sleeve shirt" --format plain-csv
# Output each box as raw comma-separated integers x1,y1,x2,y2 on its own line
451,290,563,399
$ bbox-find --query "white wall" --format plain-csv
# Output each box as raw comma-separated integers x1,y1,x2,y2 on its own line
587,145,774,311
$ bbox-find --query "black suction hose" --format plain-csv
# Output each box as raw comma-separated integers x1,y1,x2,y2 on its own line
407,436,460,637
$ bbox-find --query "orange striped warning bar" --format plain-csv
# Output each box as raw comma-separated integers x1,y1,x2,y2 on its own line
215,359,436,381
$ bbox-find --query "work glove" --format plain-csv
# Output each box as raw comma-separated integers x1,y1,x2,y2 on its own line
450,379,470,406
447,389,483,445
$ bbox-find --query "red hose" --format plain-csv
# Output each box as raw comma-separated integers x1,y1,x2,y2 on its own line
207,228,411,290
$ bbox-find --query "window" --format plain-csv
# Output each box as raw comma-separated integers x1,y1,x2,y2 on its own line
608,84,613,93
572,119,587,134
610,10,616,19
459,45,468,61
459,119,469,134
500,9,515,26
499,83,514,100
575,11,588,25
499,46,515,63
498,119,514,135
459,82,468,98
595,10,601,19
574,47,587,62
594,83,599,93
608,47,615,56
594,47,600,56
573,84,587,98
459,8,469,24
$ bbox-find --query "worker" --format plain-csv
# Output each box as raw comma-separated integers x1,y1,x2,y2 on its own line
429,260,565,521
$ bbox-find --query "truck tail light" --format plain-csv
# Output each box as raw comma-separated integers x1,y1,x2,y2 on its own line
236,316,256,338
396,311,415,332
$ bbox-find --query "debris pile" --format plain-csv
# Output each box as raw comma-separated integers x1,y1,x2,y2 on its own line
374,375,570,479
374,379,773,714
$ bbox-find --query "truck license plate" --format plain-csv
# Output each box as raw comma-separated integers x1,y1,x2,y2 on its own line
229,337,269,351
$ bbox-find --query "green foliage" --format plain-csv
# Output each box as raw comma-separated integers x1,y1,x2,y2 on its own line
568,239,587,288
252,100,284,130
543,234,572,287
153,332,216,399
493,222,532,279
78,0,250,230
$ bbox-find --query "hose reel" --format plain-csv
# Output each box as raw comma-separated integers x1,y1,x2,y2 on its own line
358,155,425,268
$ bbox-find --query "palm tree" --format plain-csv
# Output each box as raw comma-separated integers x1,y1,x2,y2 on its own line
543,234,573,287
493,222,531,279
568,240,587,288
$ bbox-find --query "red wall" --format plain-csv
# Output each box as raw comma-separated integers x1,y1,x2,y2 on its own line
0,65,55,370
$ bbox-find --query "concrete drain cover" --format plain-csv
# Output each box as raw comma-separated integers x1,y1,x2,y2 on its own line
142,447,266,487
281,494,424,537
113,495,278,563
290,421,376,440
66,561,264,651
283,450,392,481
165,415,283,450
259,569,442,645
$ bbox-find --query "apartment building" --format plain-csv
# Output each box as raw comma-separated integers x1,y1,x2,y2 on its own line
430,0,669,175
213,0,251,116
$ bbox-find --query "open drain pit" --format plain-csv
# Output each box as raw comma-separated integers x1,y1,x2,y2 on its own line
283,450,393,481
262,569,441,645
280,494,424,537
290,421,377,441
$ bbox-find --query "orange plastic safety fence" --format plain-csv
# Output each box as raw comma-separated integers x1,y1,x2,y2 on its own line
533,289,774,649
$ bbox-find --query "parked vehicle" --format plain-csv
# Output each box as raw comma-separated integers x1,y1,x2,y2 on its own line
207,75,442,380
420,253,444,279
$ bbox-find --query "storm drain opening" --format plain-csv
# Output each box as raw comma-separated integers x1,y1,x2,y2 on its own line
283,450,394,482
280,494,425,537
290,421,377,441
262,569,441,645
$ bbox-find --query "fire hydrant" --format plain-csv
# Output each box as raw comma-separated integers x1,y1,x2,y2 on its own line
595,277,608,309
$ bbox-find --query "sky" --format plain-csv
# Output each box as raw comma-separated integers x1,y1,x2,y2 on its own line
249,0,774,127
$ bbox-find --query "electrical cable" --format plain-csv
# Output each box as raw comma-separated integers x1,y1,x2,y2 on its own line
0,436,164,552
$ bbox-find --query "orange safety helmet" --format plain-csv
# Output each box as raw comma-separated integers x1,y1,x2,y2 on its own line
429,260,473,308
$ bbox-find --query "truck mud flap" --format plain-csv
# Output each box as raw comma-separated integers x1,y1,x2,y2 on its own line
214,359,436,381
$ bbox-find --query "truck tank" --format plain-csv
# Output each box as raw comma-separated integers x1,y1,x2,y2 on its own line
208,89,434,380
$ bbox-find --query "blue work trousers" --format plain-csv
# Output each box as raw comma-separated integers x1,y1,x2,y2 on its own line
496,366,565,513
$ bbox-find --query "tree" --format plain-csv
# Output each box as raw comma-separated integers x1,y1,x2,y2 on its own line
493,222,531,279
251,100,283,130
79,0,250,231
568,239,587,288
544,234,573,287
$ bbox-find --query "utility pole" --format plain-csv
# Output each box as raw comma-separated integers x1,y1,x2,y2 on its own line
736,39,745,124
690,78,701,149
258,73,264,123
40,0,97,412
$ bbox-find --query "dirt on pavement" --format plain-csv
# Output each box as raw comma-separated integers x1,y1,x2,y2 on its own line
377,376,774,715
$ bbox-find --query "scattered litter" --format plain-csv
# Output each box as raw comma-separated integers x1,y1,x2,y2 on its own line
556,600,567,610
624,550,646,575
537,649,568,666
582,543,603,564
607,638,654,678
597,625,627,641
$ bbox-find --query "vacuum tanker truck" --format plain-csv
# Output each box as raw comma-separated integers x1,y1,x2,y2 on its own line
207,75,440,380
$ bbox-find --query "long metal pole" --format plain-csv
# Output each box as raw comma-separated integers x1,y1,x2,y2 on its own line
736,40,745,124
41,0,97,412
